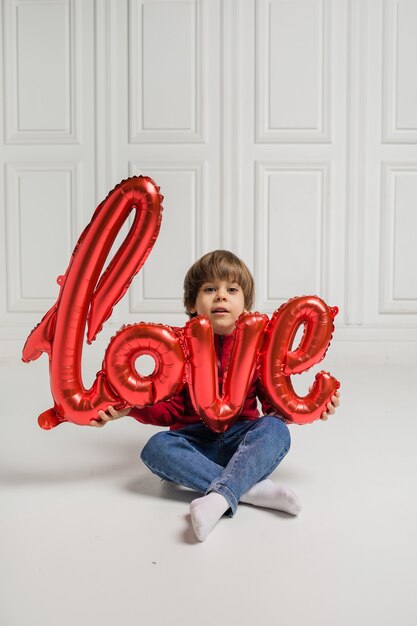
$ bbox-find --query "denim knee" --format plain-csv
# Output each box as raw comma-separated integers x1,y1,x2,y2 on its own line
140,430,170,467
262,415,291,454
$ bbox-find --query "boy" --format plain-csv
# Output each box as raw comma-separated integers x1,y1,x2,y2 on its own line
91,250,340,541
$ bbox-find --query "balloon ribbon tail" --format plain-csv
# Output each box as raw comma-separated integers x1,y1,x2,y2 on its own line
38,408,67,430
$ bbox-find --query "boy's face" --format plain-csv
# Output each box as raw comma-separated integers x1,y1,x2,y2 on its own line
189,279,246,335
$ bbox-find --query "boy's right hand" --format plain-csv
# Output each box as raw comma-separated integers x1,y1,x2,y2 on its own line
90,405,131,428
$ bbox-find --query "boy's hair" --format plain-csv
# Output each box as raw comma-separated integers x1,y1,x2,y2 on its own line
183,250,254,317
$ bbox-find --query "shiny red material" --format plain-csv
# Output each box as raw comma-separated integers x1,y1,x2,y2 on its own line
22,176,164,428
185,312,268,433
104,323,186,407
259,296,340,425
22,176,340,431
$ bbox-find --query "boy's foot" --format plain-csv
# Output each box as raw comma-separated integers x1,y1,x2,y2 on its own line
190,493,229,542
240,479,301,515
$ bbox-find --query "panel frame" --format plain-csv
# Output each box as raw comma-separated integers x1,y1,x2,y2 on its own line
4,162,80,313
255,0,331,144
254,161,330,312
379,161,417,314
382,0,417,144
128,0,205,144
127,161,205,314
3,0,80,144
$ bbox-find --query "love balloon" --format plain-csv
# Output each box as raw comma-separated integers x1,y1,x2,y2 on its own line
22,176,340,433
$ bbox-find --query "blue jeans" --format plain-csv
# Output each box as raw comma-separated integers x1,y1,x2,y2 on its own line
140,416,291,515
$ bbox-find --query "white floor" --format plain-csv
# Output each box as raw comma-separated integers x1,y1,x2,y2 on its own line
1,355,416,626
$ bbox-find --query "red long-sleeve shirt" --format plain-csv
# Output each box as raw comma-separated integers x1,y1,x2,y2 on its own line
129,330,275,429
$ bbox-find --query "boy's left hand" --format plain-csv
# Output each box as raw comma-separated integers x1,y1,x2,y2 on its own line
320,390,340,421
90,405,131,428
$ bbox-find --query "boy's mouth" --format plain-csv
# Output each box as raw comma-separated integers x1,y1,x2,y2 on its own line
211,307,229,314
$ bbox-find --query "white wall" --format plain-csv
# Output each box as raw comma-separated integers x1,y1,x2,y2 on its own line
1,0,417,362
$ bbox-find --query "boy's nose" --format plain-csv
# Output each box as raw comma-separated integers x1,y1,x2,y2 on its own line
215,289,227,300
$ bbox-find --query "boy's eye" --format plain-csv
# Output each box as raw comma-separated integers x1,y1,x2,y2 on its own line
202,286,239,293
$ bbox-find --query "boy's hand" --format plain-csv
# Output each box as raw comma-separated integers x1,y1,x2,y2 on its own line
90,405,131,428
319,390,340,421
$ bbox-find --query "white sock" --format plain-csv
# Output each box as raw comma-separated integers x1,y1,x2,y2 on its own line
190,492,229,542
240,479,301,515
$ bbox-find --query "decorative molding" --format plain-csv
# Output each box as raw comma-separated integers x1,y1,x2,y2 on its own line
254,162,330,311
5,162,79,312
94,0,112,203
344,0,368,326
380,162,417,314
255,0,331,143
128,0,204,144
4,0,79,144
219,0,239,251
127,162,204,314
382,0,417,144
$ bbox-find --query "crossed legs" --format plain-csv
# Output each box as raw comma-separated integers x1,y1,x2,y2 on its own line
140,416,301,541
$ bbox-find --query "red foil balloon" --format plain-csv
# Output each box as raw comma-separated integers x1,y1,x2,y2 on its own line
22,176,163,428
104,323,186,406
185,312,268,433
259,296,340,425
22,175,340,431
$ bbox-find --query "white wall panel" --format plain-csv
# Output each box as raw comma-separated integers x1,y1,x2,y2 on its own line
256,0,330,142
108,0,220,326
128,164,204,313
383,0,417,143
129,0,203,143
1,0,417,352
255,163,328,309
357,0,417,328
380,163,417,313
4,0,77,143
0,0,94,334
5,164,77,312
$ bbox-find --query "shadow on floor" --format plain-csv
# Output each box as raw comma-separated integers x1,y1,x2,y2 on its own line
125,474,199,503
